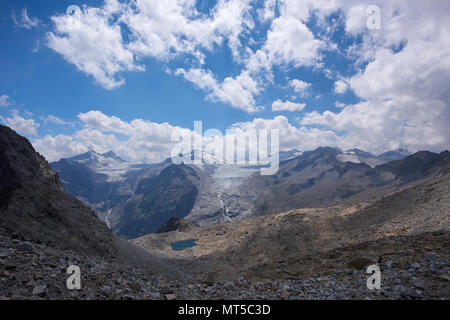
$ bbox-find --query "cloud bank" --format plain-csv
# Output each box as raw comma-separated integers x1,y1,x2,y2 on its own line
16,0,449,160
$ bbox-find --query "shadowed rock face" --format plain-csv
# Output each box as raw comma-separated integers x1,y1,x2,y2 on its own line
378,149,411,160
0,125,116,257
112,164,201,239
51,152,177,227
51,158,115,206
157,217,199,234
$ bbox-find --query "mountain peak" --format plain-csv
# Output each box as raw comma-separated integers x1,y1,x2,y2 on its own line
346,148,376,158
378,149,411,160
310,146,343,156
68,150,99,161
101,151,126,162
67,150,126,165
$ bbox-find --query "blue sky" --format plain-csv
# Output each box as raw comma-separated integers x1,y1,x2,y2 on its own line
0,0,449,162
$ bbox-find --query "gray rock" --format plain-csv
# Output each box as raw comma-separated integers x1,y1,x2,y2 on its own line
150,292,160,299
393,285,406,294
160,286,173,294
164,294,176,300
4,263,17,270
425,252,439,261
86,258,95,268
16,242,34,253
102,286,113,295
0,250,10,258
32,285,47,296
410,262,421,269
411,279,426,290
429,263,443,275
401,289,423,299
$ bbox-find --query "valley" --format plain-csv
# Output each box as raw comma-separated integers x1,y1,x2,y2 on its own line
133,168,450,282
0,125,449,300
51,146,449,240
2,0,450,304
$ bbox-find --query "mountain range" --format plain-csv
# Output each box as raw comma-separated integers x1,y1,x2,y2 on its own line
50,146,449,239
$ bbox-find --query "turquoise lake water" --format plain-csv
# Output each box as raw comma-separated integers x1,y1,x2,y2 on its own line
171,239,197,251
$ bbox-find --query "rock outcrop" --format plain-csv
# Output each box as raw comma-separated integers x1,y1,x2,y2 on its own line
0,125,115,257
157,217,199,234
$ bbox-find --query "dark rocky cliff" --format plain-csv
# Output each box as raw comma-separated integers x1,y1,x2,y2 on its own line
0,125,116,257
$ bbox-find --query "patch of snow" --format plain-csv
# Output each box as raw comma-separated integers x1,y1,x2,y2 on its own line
337,154,361,164
69,151,143,178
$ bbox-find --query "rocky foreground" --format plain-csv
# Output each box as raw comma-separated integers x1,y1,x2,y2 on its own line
1,227,448,300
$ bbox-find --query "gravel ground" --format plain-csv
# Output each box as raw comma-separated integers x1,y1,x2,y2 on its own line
1,229,448,300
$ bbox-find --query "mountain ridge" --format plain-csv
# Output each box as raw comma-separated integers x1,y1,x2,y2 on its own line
242,147,450,215
50,145,449,239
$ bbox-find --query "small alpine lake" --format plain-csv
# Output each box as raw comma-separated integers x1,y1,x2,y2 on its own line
171,239,197,251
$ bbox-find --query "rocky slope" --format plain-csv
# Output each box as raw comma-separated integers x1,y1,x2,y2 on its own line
172,231,450,300
0,228,178,300
0,125,116,257
2,225,447,300
133,167,450,298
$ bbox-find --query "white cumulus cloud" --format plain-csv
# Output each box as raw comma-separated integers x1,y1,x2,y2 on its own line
272,100,306,112
334,80,349,94
175,68,262,113
39,0,450,153
0,110,39,136
289,79,312,97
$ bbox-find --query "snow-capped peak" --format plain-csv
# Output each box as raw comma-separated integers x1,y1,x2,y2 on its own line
66,150,137,179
